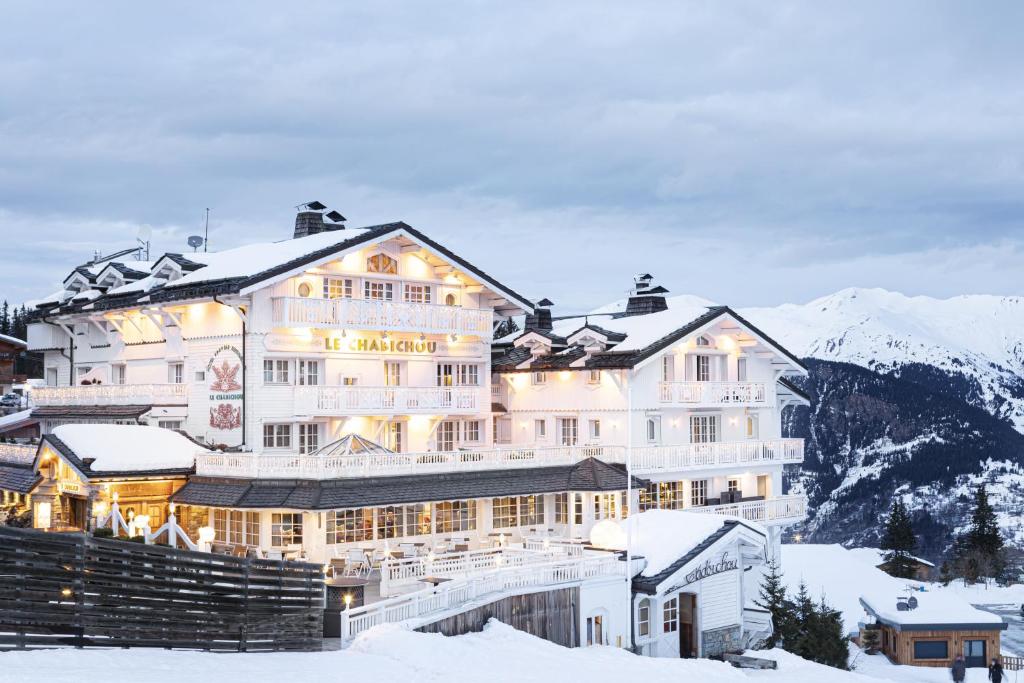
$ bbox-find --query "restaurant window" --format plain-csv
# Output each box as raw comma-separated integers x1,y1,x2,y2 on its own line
554,493,569,524
435,500,477,533
534,419,546,440
638,598,651,638
913,640,949,660
298,423,319,454
403,283,431,304
531,371,546,385
271,513,303,547
691,479,708,507
659,481,684,510
363,280,394,301
375,506,406,539
168,362,184,384
213,510,259,547
557,417,578,446
326,509,373,544
263,424,292,449
639,483,658,511
663,597,679,633
112,364,126,385
297,359,320,386
594,493,619,520
587,369,601,385
406,503,432,536
574,493,584,525
519,495,545,526
695,355,711,382
492,497,518,528
263,359,290,384
323,277,353,299
366,253,398,274
690,415,719,444
588,419,601,441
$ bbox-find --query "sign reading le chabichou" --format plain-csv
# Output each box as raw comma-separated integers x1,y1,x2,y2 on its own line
324,336,438,354
681,553,738,586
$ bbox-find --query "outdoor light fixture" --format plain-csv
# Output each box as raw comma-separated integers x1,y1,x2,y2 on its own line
343,594,353,609
61,588,72,598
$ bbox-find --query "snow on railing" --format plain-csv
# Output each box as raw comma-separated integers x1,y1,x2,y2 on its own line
271,296,493,338
0,443,36,465
657,381,773,407
341,552,624,643
195,440,803,479
702,494,808,524
294,385,483,415
31,383,188,406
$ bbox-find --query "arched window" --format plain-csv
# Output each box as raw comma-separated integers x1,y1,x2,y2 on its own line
297,281,312,297
444,293,457,306
366,253,398,274
637,598,651,638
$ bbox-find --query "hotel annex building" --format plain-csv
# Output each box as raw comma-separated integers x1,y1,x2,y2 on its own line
3,206,810,657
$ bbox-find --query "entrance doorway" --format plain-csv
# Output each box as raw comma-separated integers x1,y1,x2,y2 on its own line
964,639,986,667
679,593,697,658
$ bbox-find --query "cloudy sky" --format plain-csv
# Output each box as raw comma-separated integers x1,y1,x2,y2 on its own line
2,1,1022,312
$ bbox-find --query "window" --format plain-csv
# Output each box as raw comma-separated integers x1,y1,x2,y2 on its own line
658,481,684,510
661,356,674,382
323,277,353,299
263,424,292,449
519,495,545,526
297,281,312,297
588,419,601,441
194,370,206,382
593,493,619,520
695,355,711,382
363,280,394,301
646,416,661,443
586,614,604,646
554,493,569,524
384,421,404,453
437,420,457,451
696,335,712,347
407,503,432,536
913,640,949,660
157,420,183,431
663,597,679,633
691,479,708,507
531,371,546,385
326,509,373,544
366,253,398,274
639,483,659,511
271,512,302,547
434,500,477,533
168,362,184,384
456,364,480,386
214,509,260,546
745,414,759,439
375,506,406,539
690,415,719,444
46,367,58,386
638,598,651,638
112,364,126,385
342,376,359,386
492,497,518,528
534,419,546,440
384,362,402,387
297,359,320,386
727,478,740,493
558,417,578,446
737,357,747,381
298,423,319,454
462,420,482,443
264,359,290,384
574,493,584,525
436,364,454,387
587,369,601,385
403,283,432,304
444,293,457,306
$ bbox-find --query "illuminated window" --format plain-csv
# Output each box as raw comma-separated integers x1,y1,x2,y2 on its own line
271,512,302,547
375,506,406,539
403,283,431,304
444,293,457,306
491,497,518,528
215,509,260,546
326,509,373,544
519,495,545,526
323,277,353,299
658,481,684,510
554,492,569,524
366,253,398,274
363,280,394,300
434,500,477,533
745,414,759,439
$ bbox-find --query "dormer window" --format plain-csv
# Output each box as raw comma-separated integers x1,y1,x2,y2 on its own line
696,335,713,347
366,253,398,274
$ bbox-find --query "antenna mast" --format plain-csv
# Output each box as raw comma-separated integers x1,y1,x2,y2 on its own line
204,208,210,252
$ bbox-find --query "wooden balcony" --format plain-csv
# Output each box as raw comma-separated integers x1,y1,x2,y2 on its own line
294,385,485,416
271,296,493,338
30,383,188,406
657,381,774,407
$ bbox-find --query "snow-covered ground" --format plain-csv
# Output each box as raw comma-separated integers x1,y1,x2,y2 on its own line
0,621,1000,683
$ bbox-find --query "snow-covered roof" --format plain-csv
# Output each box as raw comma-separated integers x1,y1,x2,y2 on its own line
49,424,208,473
846,547,935,568
860,588,1004,630
0,408,35,432
0,333,26,348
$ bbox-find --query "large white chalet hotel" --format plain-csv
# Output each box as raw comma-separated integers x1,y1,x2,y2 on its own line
4,204,810,657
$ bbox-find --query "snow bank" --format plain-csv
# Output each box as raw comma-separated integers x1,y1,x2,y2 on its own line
51,424,209,472
609,509,734,577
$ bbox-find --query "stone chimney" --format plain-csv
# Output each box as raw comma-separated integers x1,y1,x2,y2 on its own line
293,201,346,239
524,298,554,331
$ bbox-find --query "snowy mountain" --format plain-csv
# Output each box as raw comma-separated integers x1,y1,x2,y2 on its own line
740,289,1024,557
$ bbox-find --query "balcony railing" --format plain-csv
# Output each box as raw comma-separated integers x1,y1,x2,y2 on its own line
294,385,484,416
658,381,773,407
194,439,803,480
31,383,188,406
702,494,808,525
271,296,493,338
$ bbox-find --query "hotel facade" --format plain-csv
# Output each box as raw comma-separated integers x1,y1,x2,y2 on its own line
5,206,810,656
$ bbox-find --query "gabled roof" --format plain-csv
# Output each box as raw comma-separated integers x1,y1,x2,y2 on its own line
777,376,811,404
0,462,39,494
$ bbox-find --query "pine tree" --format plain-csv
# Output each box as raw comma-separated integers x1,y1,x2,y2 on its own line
955,484,1006,582
0,301,9,336
808,596,850,669
880,499,918,579
756,558,794,648
861,626,880,654
939,561,954,586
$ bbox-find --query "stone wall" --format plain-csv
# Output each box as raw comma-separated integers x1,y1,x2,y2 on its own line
702,624,743,657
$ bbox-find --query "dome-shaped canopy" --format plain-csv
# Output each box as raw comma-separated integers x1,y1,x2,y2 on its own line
310,433,394,457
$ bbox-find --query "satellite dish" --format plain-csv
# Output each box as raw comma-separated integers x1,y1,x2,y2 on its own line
187,235,205,251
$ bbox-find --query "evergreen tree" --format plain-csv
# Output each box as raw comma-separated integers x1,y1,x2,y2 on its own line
880,499,918,579
807,596,849,669
955,484,1005,582
861,626,880,654
939,560,954,586
755,558,794,648
0,300,9,336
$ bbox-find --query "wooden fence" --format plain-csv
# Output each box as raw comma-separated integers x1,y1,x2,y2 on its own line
0,525,324,651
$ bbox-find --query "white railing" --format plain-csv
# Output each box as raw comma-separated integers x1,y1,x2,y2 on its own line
195,439,803,479
658,381,773,407
295,385,484,416
95,500,202,551
0,443,36,465
379,544,584,597
342,552,624,643
271,296,493,338
31,383,188,406
702,494,808,525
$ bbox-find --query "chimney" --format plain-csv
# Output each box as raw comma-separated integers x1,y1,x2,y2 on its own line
524,298,554,331
618,275,668,317
293,201,346,239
